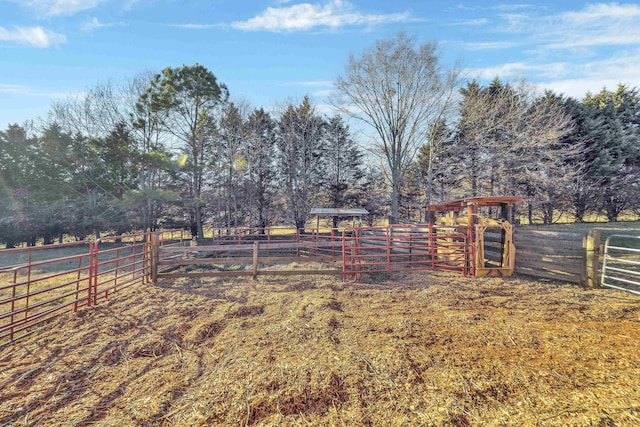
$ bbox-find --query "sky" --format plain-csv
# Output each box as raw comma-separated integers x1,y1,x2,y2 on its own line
1,0,640,127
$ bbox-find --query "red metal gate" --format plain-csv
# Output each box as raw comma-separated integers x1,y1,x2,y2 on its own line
341,225,470,280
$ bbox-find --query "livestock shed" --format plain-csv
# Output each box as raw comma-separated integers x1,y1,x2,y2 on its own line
310,207,369,228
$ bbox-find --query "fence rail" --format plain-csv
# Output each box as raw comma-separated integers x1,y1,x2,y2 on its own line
0,230,186,345
5,224,630,346
342,225,470,279
513,229,600,287
601,234,640,296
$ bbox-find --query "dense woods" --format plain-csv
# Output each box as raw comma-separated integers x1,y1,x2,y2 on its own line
1,36,639,247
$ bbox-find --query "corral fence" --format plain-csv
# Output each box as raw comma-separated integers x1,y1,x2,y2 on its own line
600,234,640,296
150,225,471,281
513,228,601,287
342,225,470,280
4,224,636,346
153,228,344,280
0,229,187,345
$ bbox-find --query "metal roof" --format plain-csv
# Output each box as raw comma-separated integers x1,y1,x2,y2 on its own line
425,196,531,212
310,208,369,216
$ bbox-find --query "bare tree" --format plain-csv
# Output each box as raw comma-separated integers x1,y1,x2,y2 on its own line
453,79,578,223
333,32,460,224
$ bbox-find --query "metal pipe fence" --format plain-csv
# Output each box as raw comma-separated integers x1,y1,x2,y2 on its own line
0,230,185,345
600,234,640,296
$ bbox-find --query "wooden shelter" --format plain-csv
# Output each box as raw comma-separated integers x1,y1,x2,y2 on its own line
425,196,529,277
310,208,369,228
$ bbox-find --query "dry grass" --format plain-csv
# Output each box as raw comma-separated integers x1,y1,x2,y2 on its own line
0,271,639,426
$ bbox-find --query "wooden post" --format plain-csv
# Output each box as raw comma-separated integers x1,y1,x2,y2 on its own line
252,241,259,280
151,232,159,284
428,211,435,268
583,229,601,288
386,227,391,272
467,203,475,276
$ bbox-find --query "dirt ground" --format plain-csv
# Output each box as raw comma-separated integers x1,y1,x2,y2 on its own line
0,271,639,426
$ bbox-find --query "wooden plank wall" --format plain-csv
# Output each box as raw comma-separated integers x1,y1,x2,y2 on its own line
483,228,505,266
513,229,585,284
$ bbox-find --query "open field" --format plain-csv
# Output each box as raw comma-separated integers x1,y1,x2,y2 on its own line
0,271,639,426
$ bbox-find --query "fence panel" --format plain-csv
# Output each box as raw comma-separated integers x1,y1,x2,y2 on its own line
0,241,93,343
513,229,587,284
601,234,640,296
156,239,343,280
342,225,469,278
0,230,185,345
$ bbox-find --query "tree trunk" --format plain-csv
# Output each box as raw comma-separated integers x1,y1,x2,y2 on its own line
390,171,401,225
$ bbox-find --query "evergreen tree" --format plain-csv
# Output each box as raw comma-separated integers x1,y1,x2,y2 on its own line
277,97,327,229
323,115,364,227
244,108,277,229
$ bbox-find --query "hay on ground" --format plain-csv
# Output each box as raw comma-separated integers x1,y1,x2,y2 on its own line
0,271,639,426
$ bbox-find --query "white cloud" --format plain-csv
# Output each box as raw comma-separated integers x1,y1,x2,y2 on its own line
472,50,640,100
469,62,569,80
0,26,66,47
494,2,640,50
493,4,534,12
169,23,226,30
539,78,623,100
279,80,334,87
459,18,489,26
231,0,414,32
560,3,640,25
542,3,640,49
81,17,115,32
21,0,102,17
462,41,518,50
0,83,68,97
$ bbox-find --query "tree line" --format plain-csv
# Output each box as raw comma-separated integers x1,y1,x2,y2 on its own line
1,33,639,247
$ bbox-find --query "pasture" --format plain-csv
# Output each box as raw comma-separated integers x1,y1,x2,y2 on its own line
1,271,638,426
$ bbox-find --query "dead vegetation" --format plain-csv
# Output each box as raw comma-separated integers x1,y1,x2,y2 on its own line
0,271,639,426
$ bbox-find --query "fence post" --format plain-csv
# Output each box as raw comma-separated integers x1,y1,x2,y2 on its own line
93,240,100,306
88,241,94,306
145,228,151,283
584,229,601,288
252,242,259,280
386,227,391,272
151,232,159,284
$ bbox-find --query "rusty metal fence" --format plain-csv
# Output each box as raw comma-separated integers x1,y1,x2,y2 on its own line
342,225,470,280
0,230,187,345
1,225,473,345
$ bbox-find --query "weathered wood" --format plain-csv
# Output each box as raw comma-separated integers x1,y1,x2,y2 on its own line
515,245,584,257
516,259,583,276
483,233,504,243
584,229,601,288
484,249,503,263
515,252,584,267
151,232,159,284
513,235,584,248
158,269,343,279
515,266,582,283
161,241,344,253
252,242,259,279
515,230,584,239
159,256,342,266
484,240,505,250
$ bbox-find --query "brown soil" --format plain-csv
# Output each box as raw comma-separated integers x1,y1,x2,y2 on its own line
0,272,639,426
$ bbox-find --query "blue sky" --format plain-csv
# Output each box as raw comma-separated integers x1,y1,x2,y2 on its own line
1,0,640,127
